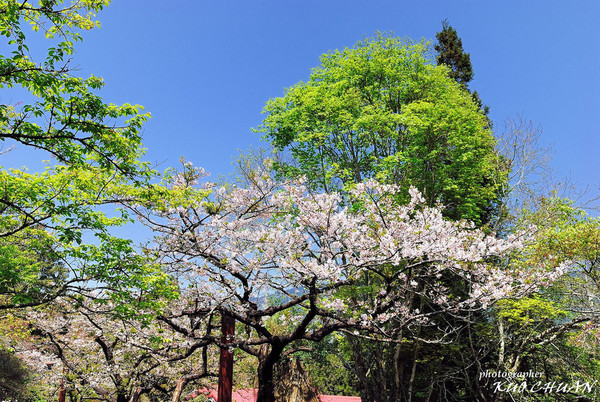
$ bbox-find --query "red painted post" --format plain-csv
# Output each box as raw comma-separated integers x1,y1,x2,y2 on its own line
58,382,66,402
218,313,235,402
58,366,66,402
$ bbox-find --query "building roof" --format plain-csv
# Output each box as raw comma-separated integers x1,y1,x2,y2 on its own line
319,396,361,402
192,387,360,402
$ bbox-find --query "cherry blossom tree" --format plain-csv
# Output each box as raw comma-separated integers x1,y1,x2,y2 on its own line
12,295,218,401
128,161,566,402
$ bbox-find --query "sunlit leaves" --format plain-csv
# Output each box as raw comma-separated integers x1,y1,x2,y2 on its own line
258,34,506,226
0,1,172,311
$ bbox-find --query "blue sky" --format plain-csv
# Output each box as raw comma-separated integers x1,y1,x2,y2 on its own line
10,1,600,207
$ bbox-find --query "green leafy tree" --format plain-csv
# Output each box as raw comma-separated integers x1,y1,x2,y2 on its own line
0,225,66,307
0,1,174,311
258,34,505,226
479,197,600,401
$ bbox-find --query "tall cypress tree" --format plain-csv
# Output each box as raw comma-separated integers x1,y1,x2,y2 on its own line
435,20,490,117
435,19,474,85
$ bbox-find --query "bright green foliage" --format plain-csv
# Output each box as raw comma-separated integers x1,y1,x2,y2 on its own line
258,34,506,225
497,295,567,327
505,197,599,328
487,197,600,400
0,225,65,306
258,34,509,399
0,1,175,311
516,197,600,275
0,0,150,175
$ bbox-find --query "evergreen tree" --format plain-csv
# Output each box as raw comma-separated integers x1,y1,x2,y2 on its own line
435,20,490,117
435,19,474,85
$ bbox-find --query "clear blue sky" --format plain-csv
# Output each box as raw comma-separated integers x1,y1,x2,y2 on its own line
17,1,600,205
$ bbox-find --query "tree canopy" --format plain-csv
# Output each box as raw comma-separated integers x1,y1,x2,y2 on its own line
258,34,506,226
0,0,173,311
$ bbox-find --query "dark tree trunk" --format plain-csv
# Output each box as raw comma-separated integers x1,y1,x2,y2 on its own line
256,343,283,402
392,342,403,402
375,343,387,401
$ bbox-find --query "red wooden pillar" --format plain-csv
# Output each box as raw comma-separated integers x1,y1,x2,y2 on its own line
218,313,235,402
58,365,66,402
58,382,66,402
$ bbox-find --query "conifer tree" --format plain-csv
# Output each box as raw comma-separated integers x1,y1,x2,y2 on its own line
435,20,474,85
435,20,490,117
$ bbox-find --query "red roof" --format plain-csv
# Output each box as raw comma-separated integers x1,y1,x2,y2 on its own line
319,396,361,402
191,387,258,402
192,388,360,402
232,388,258,402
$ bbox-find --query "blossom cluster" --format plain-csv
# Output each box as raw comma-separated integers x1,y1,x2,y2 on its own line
150,170,564,332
